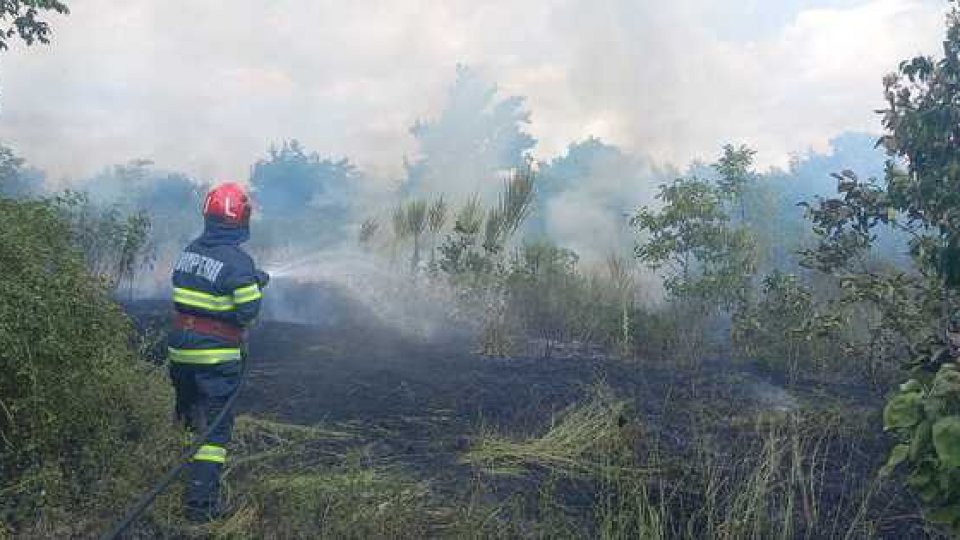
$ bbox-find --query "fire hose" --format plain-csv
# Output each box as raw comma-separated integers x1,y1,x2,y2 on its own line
99,349,250,540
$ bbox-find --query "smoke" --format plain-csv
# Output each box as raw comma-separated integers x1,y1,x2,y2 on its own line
531,138,675,263
0,0,942,181
404,65,535,200
247,140,360,253
0,0,944,338
260,249,478,341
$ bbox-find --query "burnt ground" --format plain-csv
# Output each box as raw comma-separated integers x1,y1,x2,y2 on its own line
241,286,798,481
127,283,930,538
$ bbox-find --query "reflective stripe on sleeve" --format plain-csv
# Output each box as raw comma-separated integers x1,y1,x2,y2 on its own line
232,283,262,304
172,287,235,312
168,347,242,365
193,444,227,464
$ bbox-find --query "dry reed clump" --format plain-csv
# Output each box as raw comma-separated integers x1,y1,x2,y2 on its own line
462,386,640,477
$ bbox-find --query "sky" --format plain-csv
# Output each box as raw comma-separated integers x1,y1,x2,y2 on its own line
0,0,946,184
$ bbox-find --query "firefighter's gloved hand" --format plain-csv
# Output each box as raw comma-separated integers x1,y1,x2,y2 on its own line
255,269,270,288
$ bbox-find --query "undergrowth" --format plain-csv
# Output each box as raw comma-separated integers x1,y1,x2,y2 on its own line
0,198,178,537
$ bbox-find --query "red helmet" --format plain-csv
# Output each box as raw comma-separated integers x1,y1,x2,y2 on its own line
202,182,252,226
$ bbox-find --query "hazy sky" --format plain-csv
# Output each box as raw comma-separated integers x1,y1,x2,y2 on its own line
0,0,945,183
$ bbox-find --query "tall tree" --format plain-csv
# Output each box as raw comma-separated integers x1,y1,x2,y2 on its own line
532,138,670,257
797,3,960,531
404,65,535,196
713,143,757,219
251,140,358,247
632,147,758,313
82,159,204,250
0,144,43,198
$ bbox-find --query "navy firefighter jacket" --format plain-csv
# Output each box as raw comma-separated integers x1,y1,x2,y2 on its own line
168,218,264,365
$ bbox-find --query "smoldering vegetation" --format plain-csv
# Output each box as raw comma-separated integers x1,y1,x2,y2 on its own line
0,53,952,539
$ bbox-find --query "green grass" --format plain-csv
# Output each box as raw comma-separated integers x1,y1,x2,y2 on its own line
221,463,431,539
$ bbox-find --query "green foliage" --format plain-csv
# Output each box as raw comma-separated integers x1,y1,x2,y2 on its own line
0,198,174,532
632,145,759,318
882,364,960,531
0,144,42,198
80,159,204,258
714,144,757,212
251,140,358,250
492,165,535,247
505,241,582,345
879,7,960,247
786,5,960,527
391,199,428,269
933,416,960,467
502,243,643,357
373,166,645,357
427,196,447,235
435,195,495,276
632,175,756,312
733,272,846,379
436,168,535,278
0,0,69,51
53,191,154,293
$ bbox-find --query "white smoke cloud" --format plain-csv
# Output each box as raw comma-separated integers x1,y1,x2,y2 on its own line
0,0,945,183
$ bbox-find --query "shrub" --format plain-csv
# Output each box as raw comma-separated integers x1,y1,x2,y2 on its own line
733,272,847,380
0,198,175,534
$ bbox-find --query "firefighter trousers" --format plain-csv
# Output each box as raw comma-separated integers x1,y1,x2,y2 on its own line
169,360,241,518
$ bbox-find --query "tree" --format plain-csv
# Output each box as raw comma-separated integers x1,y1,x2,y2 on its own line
251,140,358,248
54,191,153,295
631,150,757,312
531,138,670,252
0,144,43,198
404,65,535,196
0,0,69,51
713,143,757,219
83,159,205,249
797,2,960,531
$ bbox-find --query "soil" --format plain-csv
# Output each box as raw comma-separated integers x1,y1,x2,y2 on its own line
241,285,788,471
127,281,928,538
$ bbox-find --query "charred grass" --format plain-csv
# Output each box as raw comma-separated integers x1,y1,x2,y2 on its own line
89,306,939,539
122,318,935,539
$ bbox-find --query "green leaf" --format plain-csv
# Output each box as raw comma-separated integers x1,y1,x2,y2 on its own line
911,420,933,461
926,505,960,527
931,367,960,398
880,444,910,477
933,416,960,468
884,392,923,430
907,469,934,489
919,482,942,503
900,379,923,393
924,396,947,418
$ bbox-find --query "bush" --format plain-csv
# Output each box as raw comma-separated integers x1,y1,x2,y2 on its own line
733,272,847,380
0,198,175,534
53,191,153,294
505,242,583,346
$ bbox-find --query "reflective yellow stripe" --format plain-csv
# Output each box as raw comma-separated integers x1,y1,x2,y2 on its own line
168,347,242,365
193,444,227,464
173,287,235,312
233,283,262,304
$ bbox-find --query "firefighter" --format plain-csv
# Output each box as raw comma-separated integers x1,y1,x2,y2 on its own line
168,181,268,522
